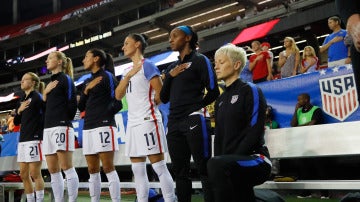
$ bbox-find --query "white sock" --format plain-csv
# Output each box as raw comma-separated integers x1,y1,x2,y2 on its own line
152,160,176,202
89,172,101,202
26,193,35,202
132,162,149,202
35,190,44,202
106,170,121,202
51,172,64,202
64,167,79,202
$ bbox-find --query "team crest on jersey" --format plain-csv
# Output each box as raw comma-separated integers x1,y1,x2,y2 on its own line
319,73,358,121
231,95,238,104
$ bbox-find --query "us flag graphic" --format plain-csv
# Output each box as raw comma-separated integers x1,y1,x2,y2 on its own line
319,73,358,121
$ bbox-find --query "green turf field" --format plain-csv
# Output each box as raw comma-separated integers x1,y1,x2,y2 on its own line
40,192,341,202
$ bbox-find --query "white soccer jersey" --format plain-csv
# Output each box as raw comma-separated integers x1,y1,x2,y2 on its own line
123,59,162,126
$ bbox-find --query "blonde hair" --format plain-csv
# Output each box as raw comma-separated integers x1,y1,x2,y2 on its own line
52,51,74,79
302,46,316,59
285,36,299,54
25,72,45,94
215,43,247,72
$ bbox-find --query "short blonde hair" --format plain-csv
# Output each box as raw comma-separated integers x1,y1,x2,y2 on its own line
215,43,247,71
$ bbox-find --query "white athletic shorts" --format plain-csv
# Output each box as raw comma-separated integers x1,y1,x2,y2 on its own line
17,140,44,162
82,126,119,155
43,126,75,155
125,121,168,157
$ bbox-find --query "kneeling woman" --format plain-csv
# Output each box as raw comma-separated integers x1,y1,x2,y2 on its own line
208,44,272,202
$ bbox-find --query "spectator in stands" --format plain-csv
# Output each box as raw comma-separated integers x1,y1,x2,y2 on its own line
160,25,219,202
300,46,319,73
14,72,45,202
239,61,253,82
78,48,122,202
6,109,18,133
278,36,300,78
265,105,278,129
320,16,351,68
335,0,360,103
42,51,79,202
0,118,7,134
290,93,328,199
291,93,323,127
208,43,271,202
249,41,273,83
115,33,176,202
261,42,274,70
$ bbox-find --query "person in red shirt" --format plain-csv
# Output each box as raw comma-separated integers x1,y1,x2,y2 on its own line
249,41,273,83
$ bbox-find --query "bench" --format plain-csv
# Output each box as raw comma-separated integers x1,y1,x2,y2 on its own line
256,121,360,191
1,121,360,201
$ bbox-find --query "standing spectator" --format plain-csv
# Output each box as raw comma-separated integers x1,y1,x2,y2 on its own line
261,42,274,70
0,118,7,134
300,46,319,73
6,109,17,133
14,72,45,202
115,33,176,202
335,0,360,102
42,51,79,202
208,43,271,202
290,93,328,199
278,36,300,78
320,16,351,67
78,48,123,202
249,41,272,83
160,25,219,202
239,61,253,83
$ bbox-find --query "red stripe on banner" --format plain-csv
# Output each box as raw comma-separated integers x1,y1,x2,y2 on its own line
38,141,43,161
110,126,115,151
353,89,357,107
333,97,338,116
148,86,162,153
328,95,333,114
323,94,328,113
348,92,352,111
66,127,69,151
343,94,348,115
338,97,343,119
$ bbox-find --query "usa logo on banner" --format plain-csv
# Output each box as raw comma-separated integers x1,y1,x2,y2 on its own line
319,73,358,121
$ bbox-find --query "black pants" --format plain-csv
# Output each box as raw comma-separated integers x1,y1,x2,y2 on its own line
167,114,213,202
207,154,271,202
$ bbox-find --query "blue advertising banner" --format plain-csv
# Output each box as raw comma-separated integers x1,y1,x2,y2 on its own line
257,64,360,128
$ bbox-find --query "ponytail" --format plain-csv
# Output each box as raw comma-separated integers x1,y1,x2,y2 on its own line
104,53,115,75
38,82,45,94
64,57,74,79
